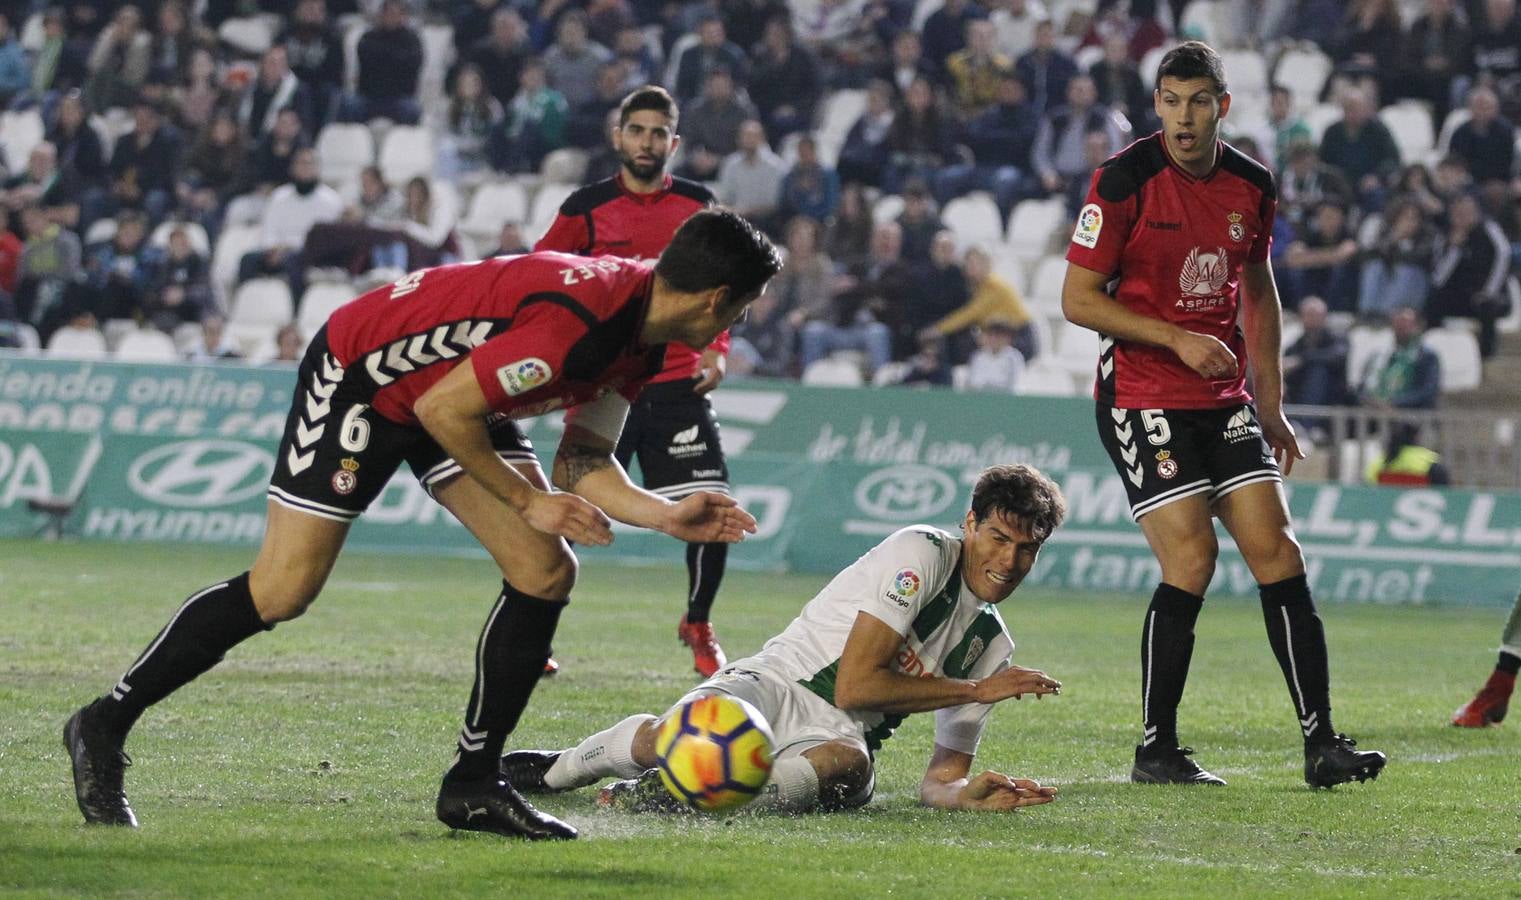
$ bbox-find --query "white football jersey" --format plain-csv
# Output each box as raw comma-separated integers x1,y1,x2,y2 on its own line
745,526,1015,755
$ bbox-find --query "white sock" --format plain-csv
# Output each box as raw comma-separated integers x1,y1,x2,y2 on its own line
748,756,820,813
544,714,655,790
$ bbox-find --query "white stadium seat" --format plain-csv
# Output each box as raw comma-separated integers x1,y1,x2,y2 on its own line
1005,198,1069,261
218,16,273,55
942,193,1003,251
1423,327,1482,392
1380,101,1436,165
1052,318,1102,377
45,326,108,358
458,180,530,247
298,282,359,336
1027,255,1070,313
114,329,181,362
230,277,295,332
871,193,904,225
378,125,436,185
149,220,211,258
801,356,865,387
0,109,44,173
527,182,577,241
1017,361,1079,397
1347,324,1395,391
211,224,263,311
316,123,375,187
1302,103,1342,145
541,148,590,185
1272,46,1333,115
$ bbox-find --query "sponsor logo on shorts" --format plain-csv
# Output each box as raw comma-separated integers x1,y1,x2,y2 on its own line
331,457,359,495
886,568,922,608
667,423,709,458
496,358,552,396
1223,407,1261,444
1155,449,1178,479
1072,203,1102,249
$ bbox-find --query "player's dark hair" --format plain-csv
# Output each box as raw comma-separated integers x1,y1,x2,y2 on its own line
656,208,782,303
970,464,1067,543
619,85,678,127
1155,40,1227,95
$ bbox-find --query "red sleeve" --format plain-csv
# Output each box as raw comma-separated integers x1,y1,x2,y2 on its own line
1064,170,1134,277
469,304,583,412
534,212,589,254
1250,192,1275,264
708,330,730,355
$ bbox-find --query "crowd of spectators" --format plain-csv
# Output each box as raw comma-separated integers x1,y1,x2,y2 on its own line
0,0,1515,396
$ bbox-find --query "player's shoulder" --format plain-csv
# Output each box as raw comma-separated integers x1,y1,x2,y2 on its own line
668,176,715,205
877,525,961,570
1094,133,1170,204
559,177,625,216
1218,140,1277,199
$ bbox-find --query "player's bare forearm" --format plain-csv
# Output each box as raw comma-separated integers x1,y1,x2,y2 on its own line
1240,261,1286,408
918,745,1057,811
553,434,674,529
415,364,539,513
1062,262,1185,350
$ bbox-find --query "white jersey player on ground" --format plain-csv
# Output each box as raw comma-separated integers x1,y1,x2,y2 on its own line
503,464,1069,814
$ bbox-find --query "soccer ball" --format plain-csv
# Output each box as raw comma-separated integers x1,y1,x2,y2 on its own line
654,694,775,812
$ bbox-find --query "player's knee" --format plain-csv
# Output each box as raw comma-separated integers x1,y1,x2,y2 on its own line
511,549,578,599
250,579,321,623
1162,540,1217,593
1250,530,1305,582
817,747,873,810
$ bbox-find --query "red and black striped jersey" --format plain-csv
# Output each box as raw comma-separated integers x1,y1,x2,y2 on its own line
1065,133,1276,409
325,252,664,425
535,172,727,384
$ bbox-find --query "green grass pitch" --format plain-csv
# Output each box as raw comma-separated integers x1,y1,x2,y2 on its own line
3,539,1519,898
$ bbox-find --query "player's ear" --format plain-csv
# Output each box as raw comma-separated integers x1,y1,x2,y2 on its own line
1218,90,1231,120
669,133,681,155
963,509,977,533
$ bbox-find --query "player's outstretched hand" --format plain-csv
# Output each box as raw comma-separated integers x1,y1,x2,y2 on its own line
663,491,758,543
1259,406,1306,476
1173,331,1238,381
693,349,726,394
524,491,614,545
959,772,1058,811
974,665,1062,704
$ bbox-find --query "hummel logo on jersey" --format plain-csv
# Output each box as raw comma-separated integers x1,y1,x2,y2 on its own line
1146,219,1182,231
1223,407,1260,443
364,319,494,386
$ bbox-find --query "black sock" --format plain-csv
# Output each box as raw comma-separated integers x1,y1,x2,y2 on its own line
684,542,727,624
1498,652,1521,676
449,580,566,781
92,572,271,736
1139,583,1203,751
1259,574,1334,743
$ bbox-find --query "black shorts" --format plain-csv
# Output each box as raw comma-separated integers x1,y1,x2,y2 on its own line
266,326,536,522
1096,402,1280,521
614,377,729,498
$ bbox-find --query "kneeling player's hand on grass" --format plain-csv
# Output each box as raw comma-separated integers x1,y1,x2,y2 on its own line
663,492,758,543
960,772,1057,811
525,491,614,545
974,665,1061,704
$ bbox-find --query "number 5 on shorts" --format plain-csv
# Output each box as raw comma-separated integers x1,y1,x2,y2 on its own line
1141,409,1171,446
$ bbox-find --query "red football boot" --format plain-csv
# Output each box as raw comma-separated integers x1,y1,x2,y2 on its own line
1452,670,1514,727
677,615,727,678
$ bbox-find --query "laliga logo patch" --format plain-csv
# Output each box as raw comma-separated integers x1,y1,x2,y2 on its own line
1227,211,1245,242
497,357,552,396
1155,450,1178,480
886,568,922,608
1072,203,1103,248
332,457,360,495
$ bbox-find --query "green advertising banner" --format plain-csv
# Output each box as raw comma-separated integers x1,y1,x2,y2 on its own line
3,352,1519,606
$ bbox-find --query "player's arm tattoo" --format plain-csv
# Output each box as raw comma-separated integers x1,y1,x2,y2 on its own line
552,439,615,491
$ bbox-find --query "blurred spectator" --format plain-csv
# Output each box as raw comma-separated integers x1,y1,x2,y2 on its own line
1283,295,1349,433
836,78,895,187
488,221,530,257
270,321,306,365
341,0,423,125
27,8,89,103
279,0,346,125
610,25,659,91
173,48,224,133
1448,85,1516,185
185,313,241,362
542,10,614,112
1428,191,1510,356
921,0,981,77
1399,0,1473,128
584,0,638,51
963,318,1025,393
438,63,503,180
490,58,568,173
946,19,1013,116
1431,154,1475,204
748,15,820,139
672,14,749,105
83,4,150,112
567,62,628,149
824,180,874,265
2,142,81,230
921,244,1036,363
895,180,944,265
1015,19,1077,117
238,147,343,297
1471,0,1521,114
1279,142,1354,229
904,229,971,355
675,66,757,181
250,107,310,192
389,176,460,270
1078,0,1167,62
778,134,841,223
238,45,317,141
143,224,210,330
1032,75,1128,202
1357,305,1440,409
1318,86,1402,204
802,219,905,374
106,99,183,225
883,75,959,194
734,215,827,378
1265,85,1311,172
350,165,403,224
987,0,1048,60
1357,197,1436,318
1327,0,1404,104
1365,422,1451,486
466,8,530,108
46,91,107,189
879,30,937,100
1089,35,1151,135
717,120,787,233
1279,201,1361,312
935,71,1039,217
148,0,207,87
0,12,29,108
898,334,953,386
1391,162,1447,219
1065,128,1121,215
581,107,624,183
0,218,18,297
453,0,506,61
15,204,83,343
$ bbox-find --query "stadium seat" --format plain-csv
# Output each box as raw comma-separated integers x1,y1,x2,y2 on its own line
942,193,1003,251
527,182,577,242
1380,101,1436,165
114,329,180,362
1271,47,1332,115
990,254,1029,296
148,220,211,257
379,125,436,184
316,123,375,187
458,180,530,248
1027,255,1070,313
1005,198,1068,262
218,16,273,55
1178,0,1228,45
83,218,117,246
801,355,865,387
211,224,263,311
1346,324,1395,390
45,326,108,358
1051,318,1102,377
0,109,44,173
1423,327,1482,392
230,277,295,331
12,322,40,351
1017,361,1078,397
1435,107,1472,159
813,89,867,166
101,318,137,351
419,23,456,103
871,193,904,225
297,282,359,336
1302,103,1342,145
1220,49,1269,97
1500,276,1521,334
541,148,590,185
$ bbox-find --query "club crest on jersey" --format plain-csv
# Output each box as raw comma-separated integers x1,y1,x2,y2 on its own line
497,358,552,396
332,457,360,495
1072,203,1103,248
962,635,986,670
1178,247,1229,308
886,568,922,608
1155,450,1178,480
1227,211,1245,242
